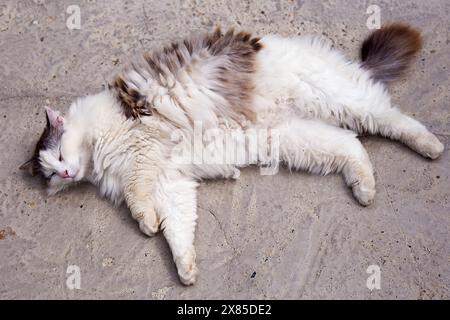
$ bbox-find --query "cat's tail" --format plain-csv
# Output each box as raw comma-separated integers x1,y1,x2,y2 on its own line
360,23,422,83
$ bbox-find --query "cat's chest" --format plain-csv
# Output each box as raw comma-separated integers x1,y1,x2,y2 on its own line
90,127,137,206
92,169,124,206
91,158,127,206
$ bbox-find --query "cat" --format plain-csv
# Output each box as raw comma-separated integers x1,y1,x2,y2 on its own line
20,25,444,285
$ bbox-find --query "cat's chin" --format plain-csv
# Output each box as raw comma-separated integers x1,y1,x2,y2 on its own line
72,171,84,182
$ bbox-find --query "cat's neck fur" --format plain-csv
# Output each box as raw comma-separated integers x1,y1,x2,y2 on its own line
66,90,131,203
66,90,124,145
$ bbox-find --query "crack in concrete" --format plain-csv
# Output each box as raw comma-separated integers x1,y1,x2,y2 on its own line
207,208,238,255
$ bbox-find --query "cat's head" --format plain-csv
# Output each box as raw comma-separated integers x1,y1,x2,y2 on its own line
20,106,86,195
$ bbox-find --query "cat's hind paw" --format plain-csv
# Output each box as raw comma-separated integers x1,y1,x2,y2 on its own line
412,132,444,160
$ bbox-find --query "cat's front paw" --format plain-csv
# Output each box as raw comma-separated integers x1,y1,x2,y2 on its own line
176,248,198,286
139,214,160,237
351,175,376,206
179,263,198,286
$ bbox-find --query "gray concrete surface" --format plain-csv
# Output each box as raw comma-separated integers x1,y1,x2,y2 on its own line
0,0,449,299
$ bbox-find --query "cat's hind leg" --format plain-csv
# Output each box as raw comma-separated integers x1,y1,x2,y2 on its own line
356,107,444,159
156,170,199,285
328,98,444,159
276,119,376,206
346,23,444,159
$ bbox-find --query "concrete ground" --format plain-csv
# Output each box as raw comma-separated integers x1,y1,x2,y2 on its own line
0,0,449,299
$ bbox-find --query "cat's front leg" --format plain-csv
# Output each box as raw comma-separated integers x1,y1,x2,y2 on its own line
124,170,160,237
156,170,199,285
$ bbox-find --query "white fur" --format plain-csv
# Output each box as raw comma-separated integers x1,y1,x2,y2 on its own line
44,34,444,285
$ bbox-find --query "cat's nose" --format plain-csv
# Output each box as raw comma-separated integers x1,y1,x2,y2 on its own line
61,170,70,178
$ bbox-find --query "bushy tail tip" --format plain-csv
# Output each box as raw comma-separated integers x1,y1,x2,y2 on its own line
361,23,422,83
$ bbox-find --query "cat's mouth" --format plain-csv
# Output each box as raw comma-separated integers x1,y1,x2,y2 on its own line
61,168,80,181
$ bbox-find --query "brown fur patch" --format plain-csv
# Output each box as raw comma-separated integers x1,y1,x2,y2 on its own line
111,28,262,122
361,23,422,83
111,77,151,118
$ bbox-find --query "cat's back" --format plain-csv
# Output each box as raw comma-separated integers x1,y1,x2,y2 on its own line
110,28,264,128
252,33,384,120
255,33,365,87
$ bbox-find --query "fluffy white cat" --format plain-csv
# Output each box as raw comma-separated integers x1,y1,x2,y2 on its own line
21,25,444,285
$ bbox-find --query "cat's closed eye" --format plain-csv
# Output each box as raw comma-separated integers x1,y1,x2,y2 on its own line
58,146,64,162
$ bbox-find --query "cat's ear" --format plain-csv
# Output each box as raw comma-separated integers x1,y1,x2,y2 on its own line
19,158,37,176
44,106,64,128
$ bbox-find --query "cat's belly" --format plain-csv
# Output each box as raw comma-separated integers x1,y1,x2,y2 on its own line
252,34,386,127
